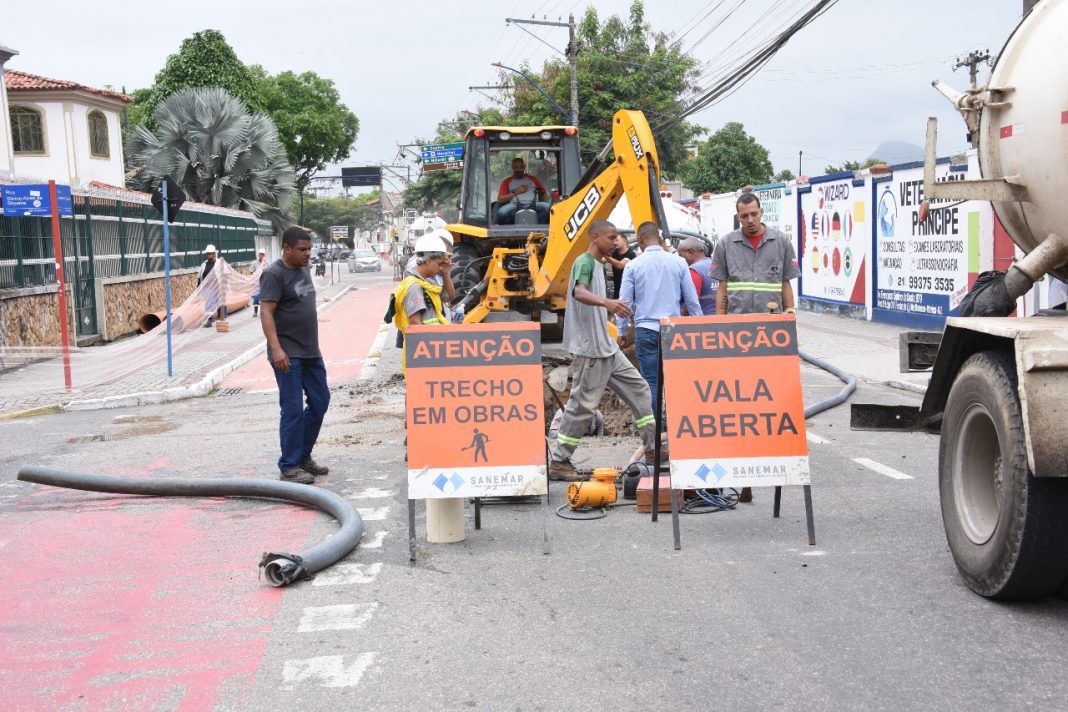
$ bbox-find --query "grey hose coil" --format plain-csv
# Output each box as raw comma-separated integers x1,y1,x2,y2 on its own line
799,347,857,418
17,465,363,587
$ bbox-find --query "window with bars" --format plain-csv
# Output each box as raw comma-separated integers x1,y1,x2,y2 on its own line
10,106,45,154
88,110,109,158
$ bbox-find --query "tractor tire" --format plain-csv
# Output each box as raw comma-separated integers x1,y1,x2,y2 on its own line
451,242,480,271
939,349,1068,600
450,265,484,305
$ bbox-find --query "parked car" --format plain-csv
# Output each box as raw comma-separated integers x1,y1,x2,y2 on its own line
348,249,382,273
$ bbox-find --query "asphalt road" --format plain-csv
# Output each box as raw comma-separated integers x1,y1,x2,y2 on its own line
2,287,1066,710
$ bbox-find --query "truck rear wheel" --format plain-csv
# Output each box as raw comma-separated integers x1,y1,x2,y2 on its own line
940,349,1068,599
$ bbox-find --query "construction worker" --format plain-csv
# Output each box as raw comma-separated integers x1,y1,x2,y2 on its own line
618,221,702,412
391,233,450,372
710,192,800,502
549,219,658,482
676,236,718,315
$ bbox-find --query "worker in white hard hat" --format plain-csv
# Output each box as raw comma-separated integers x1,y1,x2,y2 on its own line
405,229,456,305
197,244,225,327
391,233,450,372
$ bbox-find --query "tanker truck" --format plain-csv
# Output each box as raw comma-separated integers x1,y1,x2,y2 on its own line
853,0,1068,600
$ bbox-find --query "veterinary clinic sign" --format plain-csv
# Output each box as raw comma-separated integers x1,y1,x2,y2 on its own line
405,322,547,499
660,314,810,489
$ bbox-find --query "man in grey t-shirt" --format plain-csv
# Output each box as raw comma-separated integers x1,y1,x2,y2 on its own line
260,227,330,484
549,220,658,481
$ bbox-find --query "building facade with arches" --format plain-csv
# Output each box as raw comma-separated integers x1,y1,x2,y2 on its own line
0,44,132,188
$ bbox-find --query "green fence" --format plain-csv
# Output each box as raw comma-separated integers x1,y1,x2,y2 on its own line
0,193,264,290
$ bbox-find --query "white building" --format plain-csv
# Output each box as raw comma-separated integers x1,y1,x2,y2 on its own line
1,46,132,188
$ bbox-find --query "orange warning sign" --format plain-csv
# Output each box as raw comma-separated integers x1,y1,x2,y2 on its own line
405,322,547,499
660,314,810,489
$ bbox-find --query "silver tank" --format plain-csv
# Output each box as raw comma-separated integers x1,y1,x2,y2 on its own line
978,0,1068,273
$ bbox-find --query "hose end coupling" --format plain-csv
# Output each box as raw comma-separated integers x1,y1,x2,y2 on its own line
259,552,310,587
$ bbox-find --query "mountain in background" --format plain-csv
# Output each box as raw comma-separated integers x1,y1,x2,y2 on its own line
868,140,924,165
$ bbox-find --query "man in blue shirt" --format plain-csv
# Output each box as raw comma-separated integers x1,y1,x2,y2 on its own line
618,221,702,412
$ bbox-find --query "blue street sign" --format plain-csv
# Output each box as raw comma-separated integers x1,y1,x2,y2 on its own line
1,183,74,217
420,142,464,162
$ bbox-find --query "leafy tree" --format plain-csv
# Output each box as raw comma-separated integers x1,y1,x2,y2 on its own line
508,1,703,174
823,158,885,174
127,88,296,229
250,67,360,192
302,193,381,244
680,122,773,194
774,169,795,182
136,30,262,130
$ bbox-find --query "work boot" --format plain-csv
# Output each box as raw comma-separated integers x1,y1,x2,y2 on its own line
280,468,314,484
300,459,329,476
548,459,589,482
739,487,753,503
203,318,213,328
253,305,259,317
645,448,669,465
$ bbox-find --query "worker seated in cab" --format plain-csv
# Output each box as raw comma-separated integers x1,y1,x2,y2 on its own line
496,157,549,225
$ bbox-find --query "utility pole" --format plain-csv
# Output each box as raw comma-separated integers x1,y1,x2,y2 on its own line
505,15,579,127
567,14,579,130
953,49,992,89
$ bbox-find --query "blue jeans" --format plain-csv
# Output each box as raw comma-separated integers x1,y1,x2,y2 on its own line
273,356,330,471
635,327,660,414
497,201,549,224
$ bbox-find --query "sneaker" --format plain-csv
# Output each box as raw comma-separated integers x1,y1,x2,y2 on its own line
281,468,314,484
300,459,329,476
548,459,589,482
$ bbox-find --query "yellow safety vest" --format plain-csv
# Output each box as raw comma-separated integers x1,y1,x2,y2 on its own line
393,275,446,371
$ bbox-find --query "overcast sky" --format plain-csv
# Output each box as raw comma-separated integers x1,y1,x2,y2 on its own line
7,0,1023,187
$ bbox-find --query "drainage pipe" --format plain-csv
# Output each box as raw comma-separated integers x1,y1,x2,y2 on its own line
16,465,363,587
799,348,857,418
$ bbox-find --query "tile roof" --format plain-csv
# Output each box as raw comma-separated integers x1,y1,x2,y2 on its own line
4,69,133,103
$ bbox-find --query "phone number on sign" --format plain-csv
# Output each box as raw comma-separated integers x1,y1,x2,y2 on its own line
908,276,955,292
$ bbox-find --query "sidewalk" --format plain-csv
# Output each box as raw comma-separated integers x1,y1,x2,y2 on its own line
795,310,930,393
0,268,366,418
0,292,931,418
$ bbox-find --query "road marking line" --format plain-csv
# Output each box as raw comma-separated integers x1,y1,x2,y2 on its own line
374,474,388,480
806,431,829,444
852,457,913,480
312,562,383,586
297,602,378,632
349,488,393,499
358,507,390,521
361,531,389,549
281,652,376,689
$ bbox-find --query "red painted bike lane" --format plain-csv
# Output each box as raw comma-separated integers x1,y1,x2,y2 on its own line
0,280,396,709
220,279,395,392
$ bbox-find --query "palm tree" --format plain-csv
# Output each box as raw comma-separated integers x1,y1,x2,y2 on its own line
127,87,297,229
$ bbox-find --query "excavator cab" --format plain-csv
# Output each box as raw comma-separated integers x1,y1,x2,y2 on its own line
448,126,582,298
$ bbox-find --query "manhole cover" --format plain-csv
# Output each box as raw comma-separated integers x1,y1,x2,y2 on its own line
216,387,243,397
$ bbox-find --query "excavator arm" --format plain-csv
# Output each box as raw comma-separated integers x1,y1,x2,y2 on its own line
461,110,666,324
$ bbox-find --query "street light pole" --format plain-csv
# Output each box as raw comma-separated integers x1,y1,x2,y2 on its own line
505,15,579,127
798,150,803,177
492,62,570,123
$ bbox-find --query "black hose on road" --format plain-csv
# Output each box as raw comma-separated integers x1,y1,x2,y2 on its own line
16,465,364,587
799,348,857,417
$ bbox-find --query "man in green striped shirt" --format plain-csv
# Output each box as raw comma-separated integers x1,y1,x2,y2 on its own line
711,192,799,316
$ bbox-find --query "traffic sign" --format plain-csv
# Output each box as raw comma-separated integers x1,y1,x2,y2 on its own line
329,225,348,241
1,183,74,217
420,142,464,162
423,161,463,173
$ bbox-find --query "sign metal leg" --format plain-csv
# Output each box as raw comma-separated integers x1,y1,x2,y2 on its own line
803,484,816,546
542,493,551,555
651,348,665,522
408,498,417,563
773,486,782,518
670,478,681,550
474,497,482,530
